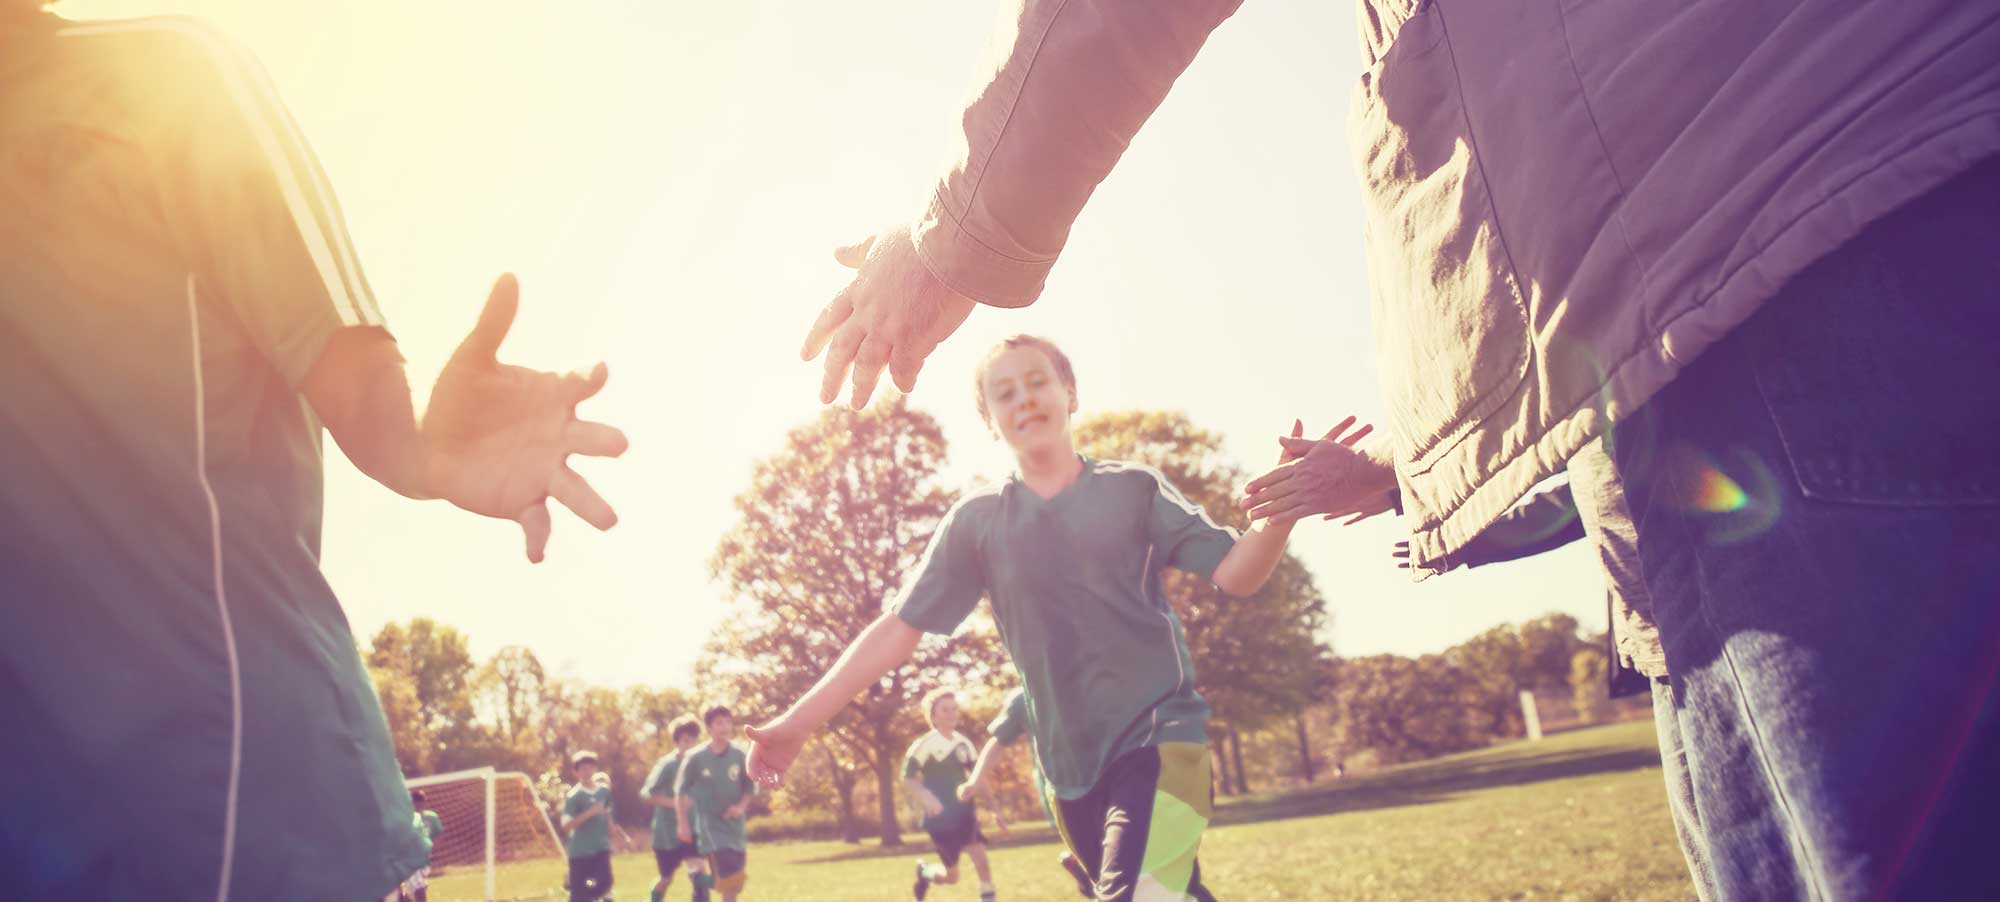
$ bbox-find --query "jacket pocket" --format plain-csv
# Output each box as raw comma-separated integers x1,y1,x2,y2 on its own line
1350,3,1529,475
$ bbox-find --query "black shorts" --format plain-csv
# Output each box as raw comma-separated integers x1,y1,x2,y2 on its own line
925,805,988,868
709,848,747,879
654,845,693,881
566,851,613,902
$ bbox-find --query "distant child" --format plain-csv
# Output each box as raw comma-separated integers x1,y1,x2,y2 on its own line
747,335,1298,900
398,789,446,902
905,688,994,901
643,715,706,902
676,706,757,902
563,750,615,902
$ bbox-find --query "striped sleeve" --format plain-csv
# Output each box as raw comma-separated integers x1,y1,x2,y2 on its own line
111,18,386,386
1119,462,1238,579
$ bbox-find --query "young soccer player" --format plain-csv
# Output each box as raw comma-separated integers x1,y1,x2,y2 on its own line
562,751,616,902
905,688,994,901
643,716,706,902
748,335,1299,900
676,706,757,902
962,688,1092,899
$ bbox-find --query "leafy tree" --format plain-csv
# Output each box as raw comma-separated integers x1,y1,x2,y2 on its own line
1332,654,1494,764
704,398,1006,845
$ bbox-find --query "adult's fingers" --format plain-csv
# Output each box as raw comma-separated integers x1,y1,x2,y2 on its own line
1277,436,1321,457
818,320,866,405
1243,461,1301,497
889,338,931,394
457,273,520,363
563,362,610,405
566,420,629,458
848,335,892,410
551,466,618,530
517,500,551,564
833,235,876,269
800,288,855,362
1319,415,1355,442
1338,423,1375,447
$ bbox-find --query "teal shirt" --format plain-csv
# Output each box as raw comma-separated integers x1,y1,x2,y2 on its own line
640,749,688,850
420,810,444,845
0,15,420,900
894,459,1235,799
989,688,1031,747
563,784,612,858
675,743,754,853
902,730,980,831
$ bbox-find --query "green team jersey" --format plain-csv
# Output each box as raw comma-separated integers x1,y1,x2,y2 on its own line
675,743,754,853
0,14,418,901
640,749,689,850
989,688,1032,747
411,809,443,863
563,784,612,858
902,729,980,831
894,459,1235,799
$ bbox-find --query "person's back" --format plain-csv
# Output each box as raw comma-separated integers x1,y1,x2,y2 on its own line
0,11,422,899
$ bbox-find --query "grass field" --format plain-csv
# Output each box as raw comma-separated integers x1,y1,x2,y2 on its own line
428,721,1694,901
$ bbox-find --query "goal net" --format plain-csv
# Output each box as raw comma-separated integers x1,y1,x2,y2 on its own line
406,767,565,901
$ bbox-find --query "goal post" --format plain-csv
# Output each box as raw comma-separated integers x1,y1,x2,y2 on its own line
406,766,565,901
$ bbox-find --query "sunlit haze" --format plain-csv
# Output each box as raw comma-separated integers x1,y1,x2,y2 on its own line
65,0,1604,691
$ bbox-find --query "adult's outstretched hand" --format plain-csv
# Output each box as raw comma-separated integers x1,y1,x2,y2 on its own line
800,229,977,410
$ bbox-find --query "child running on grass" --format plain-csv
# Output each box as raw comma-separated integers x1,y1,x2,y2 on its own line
677,705,757,902
562,751,615,902
747,334,1307,900
905,688,994,901
962,687,1092,899
643,715,706,902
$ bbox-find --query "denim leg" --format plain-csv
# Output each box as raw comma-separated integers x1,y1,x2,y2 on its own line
1613,156,2000,901
1651,679,1718,901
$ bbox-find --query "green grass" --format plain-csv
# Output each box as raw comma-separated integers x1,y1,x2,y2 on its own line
429,721,1693,901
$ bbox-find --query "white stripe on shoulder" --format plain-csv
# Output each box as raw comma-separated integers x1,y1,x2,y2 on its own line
1092,459,1228,530
59,17,377,327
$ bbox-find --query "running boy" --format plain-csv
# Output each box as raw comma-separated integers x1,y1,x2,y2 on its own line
562,751,615,902
676,705,756,902
399,790,446,902
962,688,1092,899
643,716,705,902
747,335,1300,900
905,688,994,901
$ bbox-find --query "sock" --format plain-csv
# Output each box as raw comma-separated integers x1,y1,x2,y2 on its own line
691,872,713,902
651,883,665,902
979,881,996,901
922,864,948,881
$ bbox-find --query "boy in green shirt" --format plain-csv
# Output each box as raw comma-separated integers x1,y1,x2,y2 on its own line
905,688,994,901
962,688,1092,899
643,715,705,902
676,706,757,902
748,335,1304,900
562,750,615,902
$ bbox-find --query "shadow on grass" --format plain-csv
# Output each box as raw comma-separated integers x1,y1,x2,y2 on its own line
790,723,1663,866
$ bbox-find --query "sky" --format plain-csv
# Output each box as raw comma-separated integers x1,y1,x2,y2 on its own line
64,0,1605,691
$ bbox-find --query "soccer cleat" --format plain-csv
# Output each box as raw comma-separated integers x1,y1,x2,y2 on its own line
1059,851,1092,899
913,859,932,900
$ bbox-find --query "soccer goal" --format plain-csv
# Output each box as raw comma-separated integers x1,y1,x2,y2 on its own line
406,766,565,901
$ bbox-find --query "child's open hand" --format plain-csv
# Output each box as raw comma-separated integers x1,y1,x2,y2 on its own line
744,718,807,788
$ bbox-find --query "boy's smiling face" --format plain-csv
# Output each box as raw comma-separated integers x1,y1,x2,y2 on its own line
981,346,1077,456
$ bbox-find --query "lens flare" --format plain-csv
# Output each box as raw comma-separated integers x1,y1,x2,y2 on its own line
1666,444,1784,545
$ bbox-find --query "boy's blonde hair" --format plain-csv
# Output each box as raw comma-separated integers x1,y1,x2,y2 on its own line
921,686,959,730
973,335,1076,425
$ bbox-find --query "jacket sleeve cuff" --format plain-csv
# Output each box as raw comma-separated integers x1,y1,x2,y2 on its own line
911,191,1055,309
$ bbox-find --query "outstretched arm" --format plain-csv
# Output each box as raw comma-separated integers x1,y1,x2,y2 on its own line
744,613,924,785
802,0,1245,409
302,275,627,562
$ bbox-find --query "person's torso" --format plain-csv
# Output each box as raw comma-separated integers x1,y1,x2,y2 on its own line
682,745,749,848
967,462,1210,798
565,785,611,856
0,15,420,900
906,730,977,828
1350,0,2000,569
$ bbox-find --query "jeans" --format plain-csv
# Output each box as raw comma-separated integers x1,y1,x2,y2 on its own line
1615,156,2000,901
